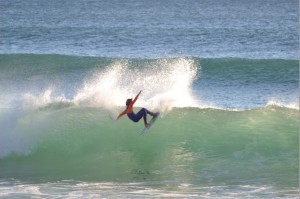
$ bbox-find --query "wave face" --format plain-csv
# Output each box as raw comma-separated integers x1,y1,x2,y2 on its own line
0,54,299,197
0,106,298,198
0,106,298,181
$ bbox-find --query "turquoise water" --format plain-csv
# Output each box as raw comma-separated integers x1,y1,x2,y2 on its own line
0,106,298,197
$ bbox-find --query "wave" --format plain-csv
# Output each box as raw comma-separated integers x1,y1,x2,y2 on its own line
0,105,298,186
0,54,203,110
0,54,298,110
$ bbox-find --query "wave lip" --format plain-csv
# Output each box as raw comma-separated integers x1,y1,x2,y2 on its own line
266,99,299,110
73,57,200,112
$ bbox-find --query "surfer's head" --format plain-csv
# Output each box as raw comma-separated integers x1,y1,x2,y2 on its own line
126,99,132,106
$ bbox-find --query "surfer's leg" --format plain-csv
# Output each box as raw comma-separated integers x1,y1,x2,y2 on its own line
135,108,150,125
135,108,157,126
127,112,139,122
144,108,155,117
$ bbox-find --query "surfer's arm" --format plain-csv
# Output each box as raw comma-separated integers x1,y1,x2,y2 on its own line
115,109,127,121
132,90,142,104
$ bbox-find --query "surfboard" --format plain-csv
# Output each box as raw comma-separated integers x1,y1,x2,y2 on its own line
139,112,160,135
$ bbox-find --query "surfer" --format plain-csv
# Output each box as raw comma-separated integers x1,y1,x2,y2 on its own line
115,90,158,127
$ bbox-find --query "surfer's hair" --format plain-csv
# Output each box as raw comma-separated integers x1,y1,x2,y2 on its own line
126,99,132,106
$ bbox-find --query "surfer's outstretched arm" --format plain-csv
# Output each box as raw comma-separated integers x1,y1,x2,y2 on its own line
132,90,142,105
115,109,127,121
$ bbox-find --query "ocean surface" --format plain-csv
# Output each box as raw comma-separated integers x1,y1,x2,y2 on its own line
0,0,299,198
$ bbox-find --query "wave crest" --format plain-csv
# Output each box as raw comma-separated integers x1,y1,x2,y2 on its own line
266,99,299,110
73,58,200,112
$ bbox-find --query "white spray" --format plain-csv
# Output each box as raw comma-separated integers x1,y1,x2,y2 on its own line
73,58,200,112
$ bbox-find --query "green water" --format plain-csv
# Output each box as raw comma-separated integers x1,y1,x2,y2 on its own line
0,106,298,193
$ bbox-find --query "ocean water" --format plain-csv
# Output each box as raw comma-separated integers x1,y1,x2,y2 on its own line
0,0,299,198
0,0,298,59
